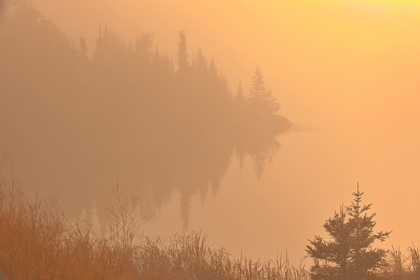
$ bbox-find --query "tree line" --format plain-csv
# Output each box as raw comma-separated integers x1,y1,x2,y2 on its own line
0,0,291,228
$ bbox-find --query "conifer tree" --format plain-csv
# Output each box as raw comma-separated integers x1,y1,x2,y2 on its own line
235,80,246,107
248,68,280,116
306,184,391,280
249,67,265,100
134,34,151,63
219,73,231,98
93,27,103,63
79,37,88,60
177,30,189,73
191,48,207,88
193,48,207,75
208,57,218,80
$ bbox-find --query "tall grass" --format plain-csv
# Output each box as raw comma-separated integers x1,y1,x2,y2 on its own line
0,153,418,280
138,233,308,280
0,153,139,279
0,153,308,280
383,245,420,280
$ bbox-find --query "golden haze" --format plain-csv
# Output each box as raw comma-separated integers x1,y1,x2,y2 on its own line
1,0,420,265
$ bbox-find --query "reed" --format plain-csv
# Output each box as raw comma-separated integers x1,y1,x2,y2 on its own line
0,153,417,280
0,154,308,280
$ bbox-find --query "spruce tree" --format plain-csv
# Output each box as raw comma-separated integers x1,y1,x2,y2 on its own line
79,37,88,60
235,81,246,107
306,184,391,280
194,48,207,72
248,68,280,116
93,27,103,64
208,57,218,78
248,67,265,106
177,30,189,73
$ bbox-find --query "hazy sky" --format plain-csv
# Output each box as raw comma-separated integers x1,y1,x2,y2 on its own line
30,0,420,121
3,0,420,264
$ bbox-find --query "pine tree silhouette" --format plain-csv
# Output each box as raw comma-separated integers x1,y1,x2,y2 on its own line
248,67,280,116
306,184,391,280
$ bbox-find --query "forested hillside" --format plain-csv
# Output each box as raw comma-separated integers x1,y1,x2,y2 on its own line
0,1,291,228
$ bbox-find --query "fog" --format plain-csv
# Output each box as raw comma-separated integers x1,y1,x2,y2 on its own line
1,0,420,266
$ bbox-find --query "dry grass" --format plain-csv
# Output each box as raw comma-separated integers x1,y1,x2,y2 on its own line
0,153,140,279
1,152,418,280
0,153,308,280
137,233,308,280
382,245,420,280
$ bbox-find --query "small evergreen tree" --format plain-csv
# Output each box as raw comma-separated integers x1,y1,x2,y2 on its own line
306,184,391,280
248,68,280,116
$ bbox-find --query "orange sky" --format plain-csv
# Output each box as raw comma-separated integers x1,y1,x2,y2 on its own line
7,0,420,264
29,0,420,119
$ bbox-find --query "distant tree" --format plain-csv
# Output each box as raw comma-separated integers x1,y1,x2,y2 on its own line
306,185,391,280
191,48,207,88
152,47,161,68
218,73,231,98
177,30,189,73
235,80,247,107
93,27,103,63
134,33,154,67
208,57,218,77
79,37,88,60
193,49,207,70
248,68,280,116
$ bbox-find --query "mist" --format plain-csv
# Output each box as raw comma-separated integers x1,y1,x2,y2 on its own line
1,0,420,269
